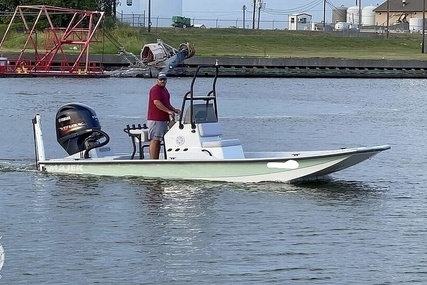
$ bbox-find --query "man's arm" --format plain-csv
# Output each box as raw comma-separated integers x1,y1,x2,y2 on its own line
153,99,176,115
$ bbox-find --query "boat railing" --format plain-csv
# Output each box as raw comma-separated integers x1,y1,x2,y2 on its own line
178,64,219,130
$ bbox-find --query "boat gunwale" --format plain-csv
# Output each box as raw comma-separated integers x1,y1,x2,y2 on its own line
37,145,390,165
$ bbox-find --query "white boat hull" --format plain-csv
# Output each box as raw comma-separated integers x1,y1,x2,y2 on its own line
36,146,389,183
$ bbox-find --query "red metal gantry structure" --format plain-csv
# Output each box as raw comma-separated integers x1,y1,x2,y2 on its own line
0,5,106,77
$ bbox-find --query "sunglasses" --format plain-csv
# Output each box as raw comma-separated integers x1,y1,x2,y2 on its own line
158,78,167,81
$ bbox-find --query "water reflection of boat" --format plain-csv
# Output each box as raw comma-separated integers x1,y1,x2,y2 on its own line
31,64,390,183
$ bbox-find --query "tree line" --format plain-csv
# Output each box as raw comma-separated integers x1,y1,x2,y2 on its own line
0,0,117,17
0,0,119,27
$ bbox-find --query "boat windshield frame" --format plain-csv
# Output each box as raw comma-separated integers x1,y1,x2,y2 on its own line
178,64,219,130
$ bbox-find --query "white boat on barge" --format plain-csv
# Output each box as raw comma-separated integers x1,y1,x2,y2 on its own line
32,65,390,183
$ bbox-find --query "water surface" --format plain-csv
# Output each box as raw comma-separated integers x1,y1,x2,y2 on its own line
0,77,426,284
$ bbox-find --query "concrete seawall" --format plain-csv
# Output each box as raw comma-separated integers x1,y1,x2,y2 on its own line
3,52,427,78
177,56,427,78
100,54,427,78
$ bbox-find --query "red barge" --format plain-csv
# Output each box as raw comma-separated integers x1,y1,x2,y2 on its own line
0,5,108,78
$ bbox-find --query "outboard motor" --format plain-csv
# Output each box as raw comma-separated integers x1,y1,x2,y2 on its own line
56,103,109,158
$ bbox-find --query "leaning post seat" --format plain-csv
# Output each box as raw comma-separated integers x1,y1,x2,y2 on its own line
197,122,244,159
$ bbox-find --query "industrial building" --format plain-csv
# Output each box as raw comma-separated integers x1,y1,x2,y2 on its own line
115,0,427,33
374,0,427,33
332,0,427,33
288,13,312,31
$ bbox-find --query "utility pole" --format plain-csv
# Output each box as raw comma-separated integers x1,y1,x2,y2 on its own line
386,0,390,38
423,0,426,53
148,0,151,32
252,0,256,29
323,0,326,31
257,0,262,29
358,0,362,31
243,5,246,29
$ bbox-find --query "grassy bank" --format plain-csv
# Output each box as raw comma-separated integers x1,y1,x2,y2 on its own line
1,24,427,60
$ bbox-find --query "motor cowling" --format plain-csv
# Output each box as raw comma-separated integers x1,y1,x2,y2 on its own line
56,103,108,156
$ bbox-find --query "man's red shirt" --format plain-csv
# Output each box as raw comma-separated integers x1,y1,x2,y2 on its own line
147,84,173,121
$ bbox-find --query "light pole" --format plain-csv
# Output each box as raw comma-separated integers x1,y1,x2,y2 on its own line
358,0,362,31
148,0,151,32
386,0,390,38
322,0,326,31
423,0,426,53
257,0,262,29
243,5,247,29
252,0,256,29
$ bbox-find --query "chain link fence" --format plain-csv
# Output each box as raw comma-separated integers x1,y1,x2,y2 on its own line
0,11,413,36
116,12,288,30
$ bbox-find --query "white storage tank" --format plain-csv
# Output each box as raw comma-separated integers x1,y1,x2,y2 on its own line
332,6,347,23
362,5,376,26
347,6,360,25
117,0,141,15
409,18,423,33
335,22,350,31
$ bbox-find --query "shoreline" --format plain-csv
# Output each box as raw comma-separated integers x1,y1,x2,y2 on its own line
91,53,427,78
175,56,427,78
2,52,427,78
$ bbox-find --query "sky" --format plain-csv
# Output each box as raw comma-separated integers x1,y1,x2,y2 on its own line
117,0,386,29
182,0,383,28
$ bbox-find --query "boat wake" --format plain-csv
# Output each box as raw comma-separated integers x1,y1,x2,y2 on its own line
0,159,35,173
221,115,293,120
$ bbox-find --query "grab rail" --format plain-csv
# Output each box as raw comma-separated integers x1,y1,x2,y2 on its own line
178,63,219,130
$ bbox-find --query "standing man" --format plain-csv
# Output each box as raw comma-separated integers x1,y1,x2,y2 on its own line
147,72,180,159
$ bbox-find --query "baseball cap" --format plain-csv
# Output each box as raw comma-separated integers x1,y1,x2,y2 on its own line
158,72,167,80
